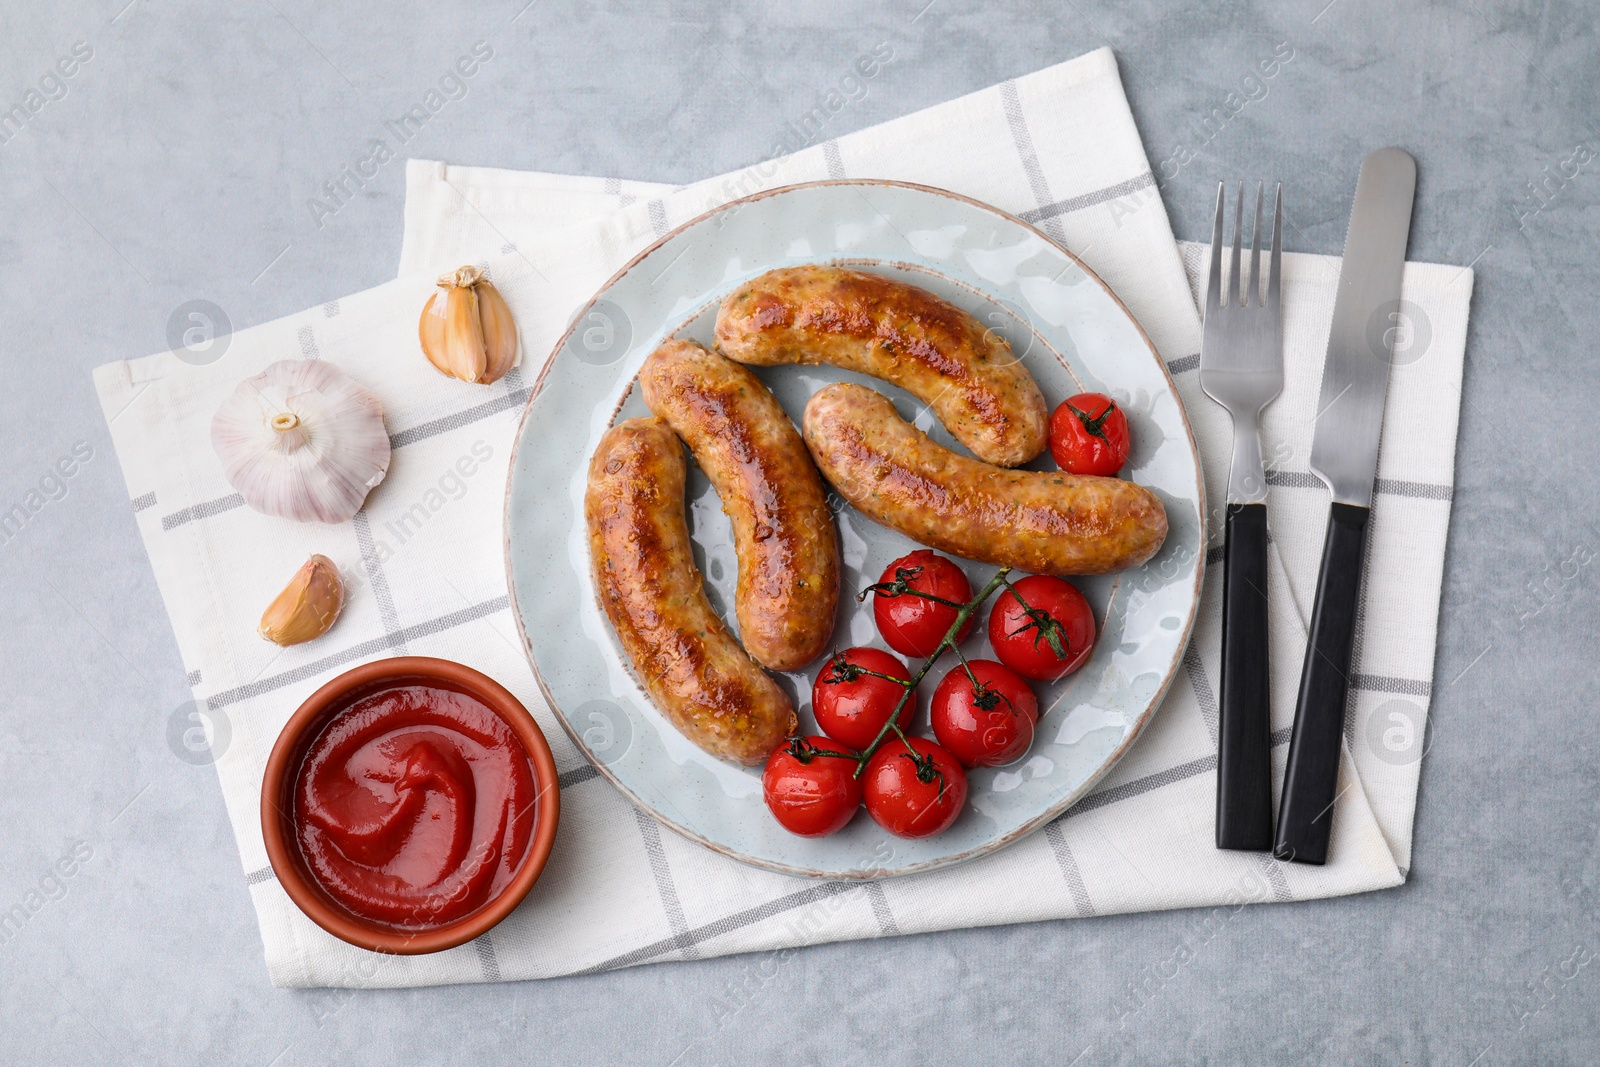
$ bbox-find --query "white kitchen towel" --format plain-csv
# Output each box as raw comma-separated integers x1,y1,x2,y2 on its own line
94,48,1471,989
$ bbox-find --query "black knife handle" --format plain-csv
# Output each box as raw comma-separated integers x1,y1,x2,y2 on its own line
1274,502,1371,865
1216,503,1274,851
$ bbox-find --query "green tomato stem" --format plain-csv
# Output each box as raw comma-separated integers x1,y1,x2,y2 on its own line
820,651,915,689
851,567,1011,778
998,575,1073,660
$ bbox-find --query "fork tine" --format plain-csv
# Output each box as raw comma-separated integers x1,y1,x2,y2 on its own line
1226,182,1243,308
1248,181,1263,308
1267,182,1283,316
1206,182,1224,314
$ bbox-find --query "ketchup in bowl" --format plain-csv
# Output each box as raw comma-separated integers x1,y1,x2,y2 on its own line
292,684,537,931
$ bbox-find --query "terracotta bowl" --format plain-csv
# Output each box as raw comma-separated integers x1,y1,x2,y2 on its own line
260,656,560,955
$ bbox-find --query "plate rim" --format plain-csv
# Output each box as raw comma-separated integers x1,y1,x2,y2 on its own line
503,177,1207,880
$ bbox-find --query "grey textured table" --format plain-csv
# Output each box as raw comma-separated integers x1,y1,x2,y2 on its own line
2,1,1594,1063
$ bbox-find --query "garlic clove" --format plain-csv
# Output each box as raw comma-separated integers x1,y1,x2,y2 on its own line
418,265,518,385
259,555,345,646
211,359,391,524
476,279,519,384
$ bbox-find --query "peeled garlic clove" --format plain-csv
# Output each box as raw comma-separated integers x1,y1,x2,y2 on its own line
419,265,519,385
259,555,345,646
211,359,391,524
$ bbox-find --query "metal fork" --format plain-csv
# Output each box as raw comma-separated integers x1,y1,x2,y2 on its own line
1200,180,1283,852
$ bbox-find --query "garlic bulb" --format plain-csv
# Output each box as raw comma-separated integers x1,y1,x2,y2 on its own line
259,555,345,646
211,359,390,524
419,265,519,384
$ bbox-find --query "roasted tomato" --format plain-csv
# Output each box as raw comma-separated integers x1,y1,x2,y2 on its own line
1048,392,1130,476
862,737,968,838
930,659,1039,767
813,648,915,750
870,550,973,658
762,736,863,837
987,575,1096,682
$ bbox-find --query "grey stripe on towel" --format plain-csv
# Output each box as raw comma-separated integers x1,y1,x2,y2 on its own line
1265,469,1452,500
161,494,246,531
1044,822,1097,917
576,882,859,975
1182,645,1221,745
204,597,509,710
1019,172,1157,225
822,140,846,180
632,808,699,961
998,80,1068,246
474,935,502,981
864,882,901,936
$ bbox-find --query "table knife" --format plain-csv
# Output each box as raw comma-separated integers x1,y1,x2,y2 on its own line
1273,147,1416,865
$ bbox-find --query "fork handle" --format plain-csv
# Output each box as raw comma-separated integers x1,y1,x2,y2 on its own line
1274,502,1370,865
1216,502,1274,851
1226,417,1269,504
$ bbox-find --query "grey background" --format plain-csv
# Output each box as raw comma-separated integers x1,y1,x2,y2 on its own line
1,0,1593,1063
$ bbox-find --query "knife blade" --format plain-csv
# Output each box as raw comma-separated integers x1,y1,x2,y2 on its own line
1273,147,1416,865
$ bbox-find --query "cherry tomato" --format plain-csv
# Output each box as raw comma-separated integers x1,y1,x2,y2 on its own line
930,660,1039,767
762,736,863,837
987,575,1096,682
870,550,973,658
813,648,915,750
863,737,968,838
1049,392,1130,476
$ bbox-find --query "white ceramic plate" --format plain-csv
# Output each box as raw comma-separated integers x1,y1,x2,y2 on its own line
506,180,1204,879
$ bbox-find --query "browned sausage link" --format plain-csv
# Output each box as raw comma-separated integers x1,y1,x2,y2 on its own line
714,265,1049,468
585,417,795,765
803,384,1168,576
639,339,839,672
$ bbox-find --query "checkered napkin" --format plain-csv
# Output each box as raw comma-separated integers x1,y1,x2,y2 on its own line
93,47,1472,989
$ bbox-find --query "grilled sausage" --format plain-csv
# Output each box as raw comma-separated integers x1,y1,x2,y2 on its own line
714,265,1049,468
585,417,795,765
803,384,1167,575
639,339,838,671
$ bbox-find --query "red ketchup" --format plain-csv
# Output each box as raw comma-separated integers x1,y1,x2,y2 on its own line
293,685,537,930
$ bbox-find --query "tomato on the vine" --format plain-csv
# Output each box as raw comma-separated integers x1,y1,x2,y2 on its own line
1049,392,1130,476
987,575,1096,682
813,648,914,750
762,736,863,837
869,550,973,658
930,659,1039,767
862,737,968,838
